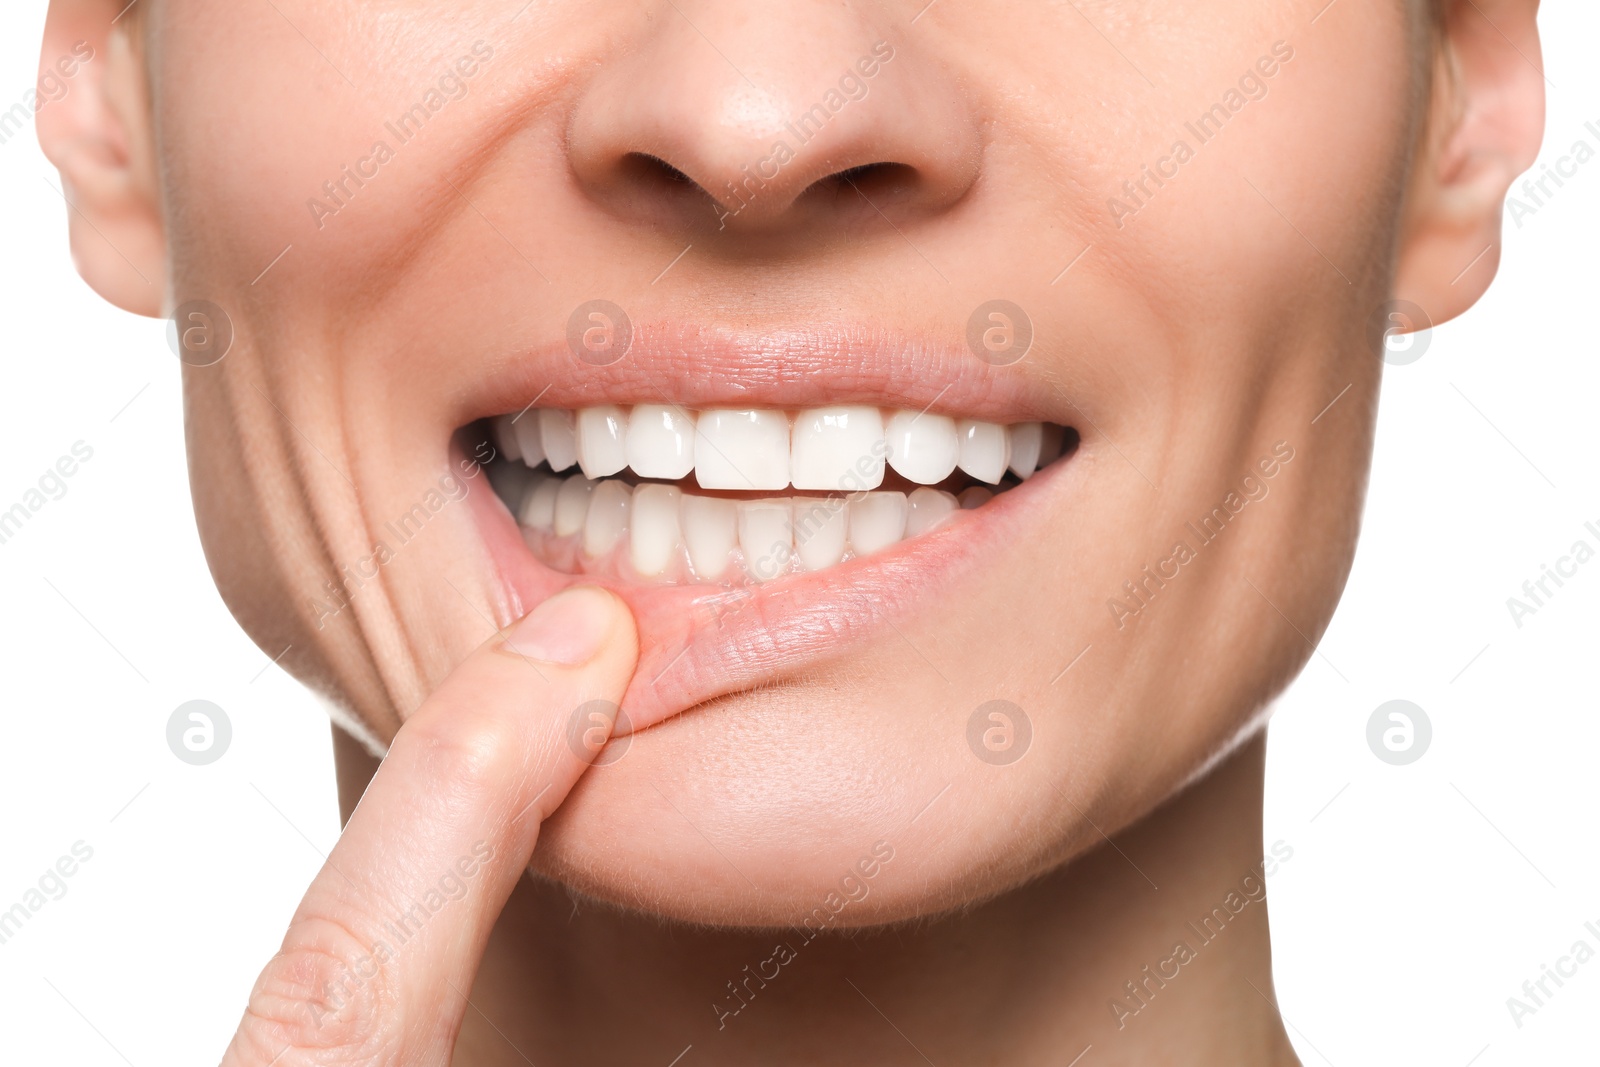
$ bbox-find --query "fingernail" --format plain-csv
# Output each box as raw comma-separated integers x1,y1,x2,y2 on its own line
504,587,616,665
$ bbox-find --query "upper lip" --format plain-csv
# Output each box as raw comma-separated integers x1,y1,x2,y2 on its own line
460,321,1068,425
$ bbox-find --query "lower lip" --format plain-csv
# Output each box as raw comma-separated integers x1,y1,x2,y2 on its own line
465,450,1077,734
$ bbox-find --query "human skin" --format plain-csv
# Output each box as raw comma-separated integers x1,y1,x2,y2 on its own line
40,0,1543,1062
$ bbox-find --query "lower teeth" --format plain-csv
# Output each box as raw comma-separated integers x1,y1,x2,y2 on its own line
486,461,1016,585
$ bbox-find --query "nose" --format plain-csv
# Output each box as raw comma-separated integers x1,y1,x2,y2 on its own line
566,4,981,233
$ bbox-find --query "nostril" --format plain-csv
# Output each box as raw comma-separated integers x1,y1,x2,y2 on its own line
611,152,719,218
619,152,700,191
625,152,695,185
810,161,919,201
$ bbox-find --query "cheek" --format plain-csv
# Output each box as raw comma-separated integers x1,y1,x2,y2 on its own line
152,3,494,291
1110,40,1412,329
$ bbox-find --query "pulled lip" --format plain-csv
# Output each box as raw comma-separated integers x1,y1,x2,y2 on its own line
455,320,1068,428
466,444,1079,736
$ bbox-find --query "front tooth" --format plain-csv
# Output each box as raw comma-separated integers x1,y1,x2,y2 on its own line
519,476,560,530
494,414,523,463
682,494,738,579
577,406,629,478
957,420,1010,485
553,475,595,536
849,491,908,557
626,404,696,480
629,484,682,577
540,409,579,472
792,497,848,571
583,479,631,556
905,487,958,536
513,410,546,468
694,409,791,490
886,410,959,485
738,500,793,583
791,406,885,491
1008,422,1043,480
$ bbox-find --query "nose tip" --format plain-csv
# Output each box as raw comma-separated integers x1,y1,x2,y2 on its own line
567,17,980,232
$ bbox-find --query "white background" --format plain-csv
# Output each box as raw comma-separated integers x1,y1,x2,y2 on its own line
0,4,1594,1064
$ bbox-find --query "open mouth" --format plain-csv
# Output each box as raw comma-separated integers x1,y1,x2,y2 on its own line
479,405,1078,587
448,326,1088,730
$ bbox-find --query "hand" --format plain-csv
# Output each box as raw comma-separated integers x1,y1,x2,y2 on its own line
220,586,639,1066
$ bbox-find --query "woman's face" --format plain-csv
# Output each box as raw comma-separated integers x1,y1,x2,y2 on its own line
142,0,1412,924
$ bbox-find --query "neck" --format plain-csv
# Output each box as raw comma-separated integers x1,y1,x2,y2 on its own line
335,729,1299,1065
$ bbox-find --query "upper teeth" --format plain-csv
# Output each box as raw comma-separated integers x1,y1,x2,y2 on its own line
493,405,1060,490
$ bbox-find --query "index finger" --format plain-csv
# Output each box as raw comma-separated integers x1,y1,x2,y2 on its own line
222,585,638,1067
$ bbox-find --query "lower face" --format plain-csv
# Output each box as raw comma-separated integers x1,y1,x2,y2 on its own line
159,0,1408,924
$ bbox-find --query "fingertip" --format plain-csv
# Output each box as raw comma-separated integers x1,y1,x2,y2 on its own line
503,584,638,669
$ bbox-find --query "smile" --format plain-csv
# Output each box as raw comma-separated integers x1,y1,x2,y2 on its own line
482,405,1075,585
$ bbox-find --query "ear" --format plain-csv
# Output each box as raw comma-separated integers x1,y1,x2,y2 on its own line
36,0,164,316
1393,0,1544,327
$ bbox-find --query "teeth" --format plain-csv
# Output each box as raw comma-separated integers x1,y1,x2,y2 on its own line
886,410,959,486
849,491,908,557
738,500,793,582
791,406,885,491
519,475,560,530
513,474,980,583
682,494,738,579
499,405,1063,489
512,411,546,468
626,404,696,480
630,484,682,577
958,486,992,510
905,487,958,536
792,497,848,571
695,409,791,491
1008,422,1043,480
582,479,631,556
577,406,629,479
494,414,523,463
553,475,595,536
540,409,579,473
957,419,1010,485
491,406,1071,584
